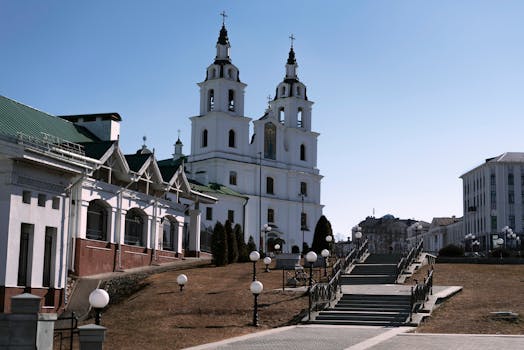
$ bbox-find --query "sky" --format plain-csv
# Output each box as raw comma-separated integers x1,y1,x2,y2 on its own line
2,1,524,241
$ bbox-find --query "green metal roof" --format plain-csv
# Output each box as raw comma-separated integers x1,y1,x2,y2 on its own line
157,157,185,181
0,95,98,143
80,141,115,160
124,153,151,172
189,180,247,199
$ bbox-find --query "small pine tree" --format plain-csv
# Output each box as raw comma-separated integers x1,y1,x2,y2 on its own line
234,224,249,262
211,221,228,266
246,235,257,256
311,215,333,254
225,220,238,264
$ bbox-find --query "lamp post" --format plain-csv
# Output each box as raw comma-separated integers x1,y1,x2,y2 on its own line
250,281,263,327
177,274,188,292
88,289,110,326
352,225,362,250
505,228,517,250
274,243,281,254
263,256,272,273
414,223,423,246
300,193,306,254
496,237,504,262
305,251,318,321
472,240,480,253
325,234,333,257
321,249,330,277
250,251,260,281
464,233,476,253
262,224,272,256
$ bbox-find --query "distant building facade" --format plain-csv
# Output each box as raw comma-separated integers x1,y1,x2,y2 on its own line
423,217,463,254
461,153,524,252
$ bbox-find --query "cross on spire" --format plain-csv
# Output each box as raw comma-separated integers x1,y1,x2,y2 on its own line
220,11,228,25
289,34,295,48
177,129,181,139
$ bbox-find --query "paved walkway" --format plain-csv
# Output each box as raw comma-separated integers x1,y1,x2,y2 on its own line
184,325,524,350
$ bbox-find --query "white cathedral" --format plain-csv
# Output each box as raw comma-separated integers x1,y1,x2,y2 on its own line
183,23,323,253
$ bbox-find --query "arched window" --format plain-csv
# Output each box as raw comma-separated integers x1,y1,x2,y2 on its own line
267,208,275,223
212,68,217,78
296,86,301,96
264,123,276,159
228,68,233,78
228,129,236,148
202,129,208,148
162,217,176,251
124,208,145,246
229,171,237,185
86,200,108,241
281,86,286,97
278,108,284,124
300,144,306,161
228,90,235,111
297,108,303,127
208,89,215,111
266,177,274,194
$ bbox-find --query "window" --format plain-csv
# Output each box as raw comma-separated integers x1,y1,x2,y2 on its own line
86,200,108,241
490,174,496,186
509,191,515,204
266,177,274,194
278,108,284,124
43,227,56,288
281,86,286,96
228,90,235,111
229,171,237,185
490,190,496,209
202,129,208,148
208,89,215,111
509,173,514,186
509,215,516,229
228,210,234,223
300,144,306,161
125,208,145,246
206,207,213,221
264,123,276,159
301,212,308,230
38,194,46,207
228,129,236,148
52,197,60,210
300,182,307,196
22,190,31,204
297,108,303,127
228,68,233,78
296,86,301,96
162,219,176,251
267,208,274,223
18,223,34,287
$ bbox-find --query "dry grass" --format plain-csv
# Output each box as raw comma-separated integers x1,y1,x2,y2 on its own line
94,262,524,349
101,261,308,350
411,263,524,335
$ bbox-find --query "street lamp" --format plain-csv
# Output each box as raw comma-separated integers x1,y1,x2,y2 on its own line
464,233,476,253
177,274,188,291
472,240,480,253
250,281,263,327
299,192,306,254
496,237,504,262
274,243,281,254
505,228,517,250
321,249,330,277
88,288,110,326
263,256,272,273
414,223,423,245
325,234,333,256
352,225,362,250
501,226,512,249
305,251,318,321
249,251,260,281
262,224,271,256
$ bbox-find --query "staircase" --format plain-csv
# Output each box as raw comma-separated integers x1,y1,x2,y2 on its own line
311,294,411,326
309,253,414,326
341,253,403,285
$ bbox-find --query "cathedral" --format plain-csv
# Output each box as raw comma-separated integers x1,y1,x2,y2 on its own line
184,22,323,253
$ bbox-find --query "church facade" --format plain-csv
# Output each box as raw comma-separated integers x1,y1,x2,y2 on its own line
185,24,323,253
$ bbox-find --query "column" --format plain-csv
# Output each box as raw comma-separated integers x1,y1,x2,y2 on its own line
187,209,201,257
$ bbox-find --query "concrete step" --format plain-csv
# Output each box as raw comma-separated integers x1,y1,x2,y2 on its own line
351,264,398,275
340,275,397,285
331,306,409,313
340,294,411,301
309,319,407,327
362,254,404,264
317,311,409,320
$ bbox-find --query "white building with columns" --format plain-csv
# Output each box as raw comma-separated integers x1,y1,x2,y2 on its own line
186,24,323,253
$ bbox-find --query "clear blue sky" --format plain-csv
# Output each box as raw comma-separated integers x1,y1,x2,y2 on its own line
2,1,524,240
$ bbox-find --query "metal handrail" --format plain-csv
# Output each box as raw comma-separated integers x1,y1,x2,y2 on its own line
409,266,434,321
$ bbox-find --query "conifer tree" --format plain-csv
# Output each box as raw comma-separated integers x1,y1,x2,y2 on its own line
234,224,249,262
225,220,238,264
211,221,228,266
246,235,257,255
311,215,333,253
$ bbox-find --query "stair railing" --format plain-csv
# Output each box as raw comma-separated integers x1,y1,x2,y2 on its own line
409,266,434,321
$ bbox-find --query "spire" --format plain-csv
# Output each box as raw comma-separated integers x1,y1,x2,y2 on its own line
287,34,297,65
217,25,229,45
215,11,231,62
285,34,298,80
